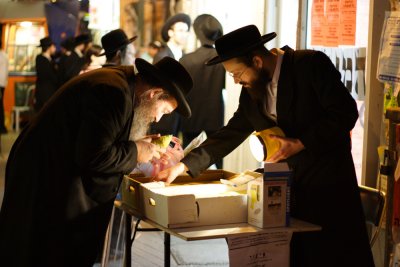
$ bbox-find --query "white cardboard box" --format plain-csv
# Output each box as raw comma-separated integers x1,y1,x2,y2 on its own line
122,170,248,228
247,163,291,228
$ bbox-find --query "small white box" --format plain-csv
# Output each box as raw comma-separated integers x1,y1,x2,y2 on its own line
247,163,291,228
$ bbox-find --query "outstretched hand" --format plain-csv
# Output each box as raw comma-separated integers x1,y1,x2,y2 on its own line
153,162,186,185
266,135,305,162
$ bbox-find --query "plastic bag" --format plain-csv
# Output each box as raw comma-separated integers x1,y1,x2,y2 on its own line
135,136,184,177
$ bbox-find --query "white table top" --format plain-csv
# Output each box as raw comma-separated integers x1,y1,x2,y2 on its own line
116,201,321,241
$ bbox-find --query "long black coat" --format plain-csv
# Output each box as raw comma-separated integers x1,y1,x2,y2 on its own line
179,45,225,133
34,54,58,112
182,47,374,267
0,66,138,267
58,50,85,86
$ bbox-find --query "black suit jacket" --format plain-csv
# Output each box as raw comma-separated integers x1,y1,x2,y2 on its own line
0,66,138,266
182,47,374,267
179,45,225,133
35,54,58,111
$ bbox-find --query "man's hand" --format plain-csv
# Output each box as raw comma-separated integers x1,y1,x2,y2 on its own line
154,162,187,185
266,135,305,162
135,136,163,163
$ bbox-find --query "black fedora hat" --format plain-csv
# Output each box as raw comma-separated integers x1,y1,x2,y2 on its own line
135,57,193,118
74,33,92,47
161,13,191,42
99,29,137,56
206,25,277,66
38,37,54,47
193,14,223,46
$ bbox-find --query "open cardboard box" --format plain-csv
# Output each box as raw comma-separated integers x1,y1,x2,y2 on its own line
121,170,248,228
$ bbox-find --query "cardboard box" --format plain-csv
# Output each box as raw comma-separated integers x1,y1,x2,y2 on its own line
247,163,291,228
121,170,248,228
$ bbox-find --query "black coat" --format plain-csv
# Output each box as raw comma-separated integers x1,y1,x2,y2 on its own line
58,50,85,86
34,54,58,111
179,45,225,133
182,47,374,267
0,66,138,267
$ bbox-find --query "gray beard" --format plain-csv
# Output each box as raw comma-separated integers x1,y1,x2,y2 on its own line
129,95,156,141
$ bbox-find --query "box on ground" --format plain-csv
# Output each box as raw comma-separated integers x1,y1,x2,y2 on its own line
121,170,248,228
247,163,291,228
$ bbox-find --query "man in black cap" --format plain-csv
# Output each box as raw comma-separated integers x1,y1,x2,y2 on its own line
152,13,191,137
156,25,374,267
100,29,137,67
0,57,192,266
34,36,58,112
58,33,93,85
179,14,225,168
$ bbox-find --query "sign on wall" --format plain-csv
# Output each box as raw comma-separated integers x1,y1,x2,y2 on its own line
311,0,357,47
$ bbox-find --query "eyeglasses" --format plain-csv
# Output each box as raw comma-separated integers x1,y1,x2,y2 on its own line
228,67,248,80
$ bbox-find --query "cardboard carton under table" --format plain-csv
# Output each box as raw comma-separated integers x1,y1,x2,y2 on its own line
121,170,248,228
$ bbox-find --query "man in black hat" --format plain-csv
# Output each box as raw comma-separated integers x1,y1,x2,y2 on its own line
179,14,225,168
34,36,58,112
58,33,93,85
0,57,192,266
100,29,137,67
156,25,374,267
152,13,191,137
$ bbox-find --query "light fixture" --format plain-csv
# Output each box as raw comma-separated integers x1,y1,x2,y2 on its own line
249,126,285,162
19,21,33,28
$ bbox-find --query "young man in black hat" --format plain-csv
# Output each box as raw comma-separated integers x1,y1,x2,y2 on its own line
0,57,192,267
179,14,225,168
34,36,58,112
156,25,374,267
58,33,93,85
100,29,137,67
152,13,191,137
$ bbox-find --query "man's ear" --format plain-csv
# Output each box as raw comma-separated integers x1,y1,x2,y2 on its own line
253,55,263,69
148,88,164,99
168,28,174,38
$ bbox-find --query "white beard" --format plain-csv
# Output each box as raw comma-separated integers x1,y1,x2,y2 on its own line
129,93,157,141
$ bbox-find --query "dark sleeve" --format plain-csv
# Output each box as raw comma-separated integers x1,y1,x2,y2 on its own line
75,84,137,175
298,51,358,156
182,92,255,177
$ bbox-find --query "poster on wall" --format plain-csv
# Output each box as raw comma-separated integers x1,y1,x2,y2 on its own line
311,0,326,46
324,0,340,47
340,0,357,45
377,11,400,83
311,0,357,47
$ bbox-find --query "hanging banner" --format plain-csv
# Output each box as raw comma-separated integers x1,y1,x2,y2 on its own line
339,0,357,45
377,12,400,83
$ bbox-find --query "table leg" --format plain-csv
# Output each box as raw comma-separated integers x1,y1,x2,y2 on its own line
125,213,132,267
164,232,170,267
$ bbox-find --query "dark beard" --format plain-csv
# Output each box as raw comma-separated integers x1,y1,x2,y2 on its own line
129,93,157,141
245,68,272,103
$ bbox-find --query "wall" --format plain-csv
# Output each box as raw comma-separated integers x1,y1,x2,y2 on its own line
0,1,45,19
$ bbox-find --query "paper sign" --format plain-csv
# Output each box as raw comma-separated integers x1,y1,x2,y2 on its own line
227,230,293,267
377,12,400,83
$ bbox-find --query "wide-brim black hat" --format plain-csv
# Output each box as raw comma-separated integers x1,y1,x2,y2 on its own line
161,13,191,42
135,57,193,118
38,37,54,47
206,25,277,66
74,33,92,47
99,29,137,56
193,14,223,46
